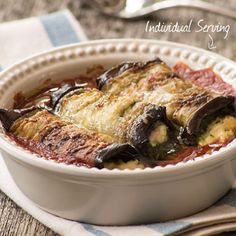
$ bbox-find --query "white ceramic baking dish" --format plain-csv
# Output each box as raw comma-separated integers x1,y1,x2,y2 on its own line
0,39,236,225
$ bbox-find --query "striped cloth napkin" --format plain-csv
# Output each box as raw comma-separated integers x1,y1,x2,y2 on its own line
0,9,236,236
0,9,87,69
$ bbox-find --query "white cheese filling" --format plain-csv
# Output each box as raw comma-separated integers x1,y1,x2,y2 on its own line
199,115,236,146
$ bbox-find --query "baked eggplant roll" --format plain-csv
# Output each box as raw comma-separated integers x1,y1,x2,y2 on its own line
0,108,141,169
53,87,179,162
97,59,235,145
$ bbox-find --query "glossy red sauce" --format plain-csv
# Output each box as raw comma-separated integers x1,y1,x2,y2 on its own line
173,62,236,96
8,134,91,168
13,76,97,109
157,143,225,167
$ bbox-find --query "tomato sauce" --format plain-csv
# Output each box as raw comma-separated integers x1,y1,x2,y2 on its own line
13,75,98,109
157,144,221,167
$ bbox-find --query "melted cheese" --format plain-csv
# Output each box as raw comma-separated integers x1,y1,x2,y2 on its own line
149,123,168,147
104,160,145,170
198,115,236,146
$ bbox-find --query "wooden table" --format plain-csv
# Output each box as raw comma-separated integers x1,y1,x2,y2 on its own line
0,0,235,235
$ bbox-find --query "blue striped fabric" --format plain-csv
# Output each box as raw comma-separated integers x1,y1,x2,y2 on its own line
147,221,191,235
82,224,112,236
40,11,79,47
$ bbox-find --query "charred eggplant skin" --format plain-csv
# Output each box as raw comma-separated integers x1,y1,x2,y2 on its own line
0,108,140,168
129,105,179,163
185,96,235,135
179,97,235,145
0,107,37,131
184,96,234,145
49,84,86,110
97,62,134,90
96,58,163,90
96,143,139,168
129,105,171,147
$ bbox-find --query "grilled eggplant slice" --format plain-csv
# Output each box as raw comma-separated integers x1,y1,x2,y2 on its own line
96,58,167,90
0,107,35,130
0,108,140,168
54,87,179,162
97,59,235,145
128,105,179,162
